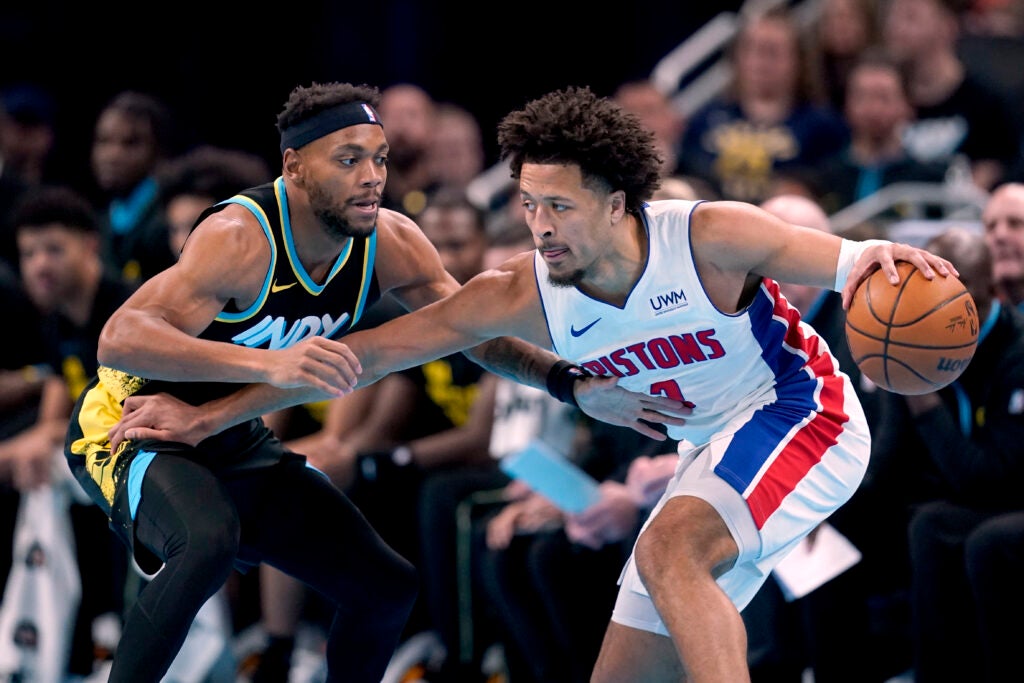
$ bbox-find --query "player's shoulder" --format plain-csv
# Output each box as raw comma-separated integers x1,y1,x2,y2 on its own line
645,198,719,240
375,207,419,235
489,248,535,274
644,198,705,221
687,199,767,227
468,250,537,306
374,208,436,263
190,201,267,248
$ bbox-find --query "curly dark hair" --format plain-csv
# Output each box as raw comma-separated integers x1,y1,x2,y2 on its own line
158,145,273,206
276,82,382,134
496,86,663,214
11,184,98,234
101,91,179,159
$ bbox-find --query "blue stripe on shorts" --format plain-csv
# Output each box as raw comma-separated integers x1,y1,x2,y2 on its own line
127,451,157,520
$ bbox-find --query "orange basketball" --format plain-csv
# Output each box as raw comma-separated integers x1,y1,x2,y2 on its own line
845,261,979,395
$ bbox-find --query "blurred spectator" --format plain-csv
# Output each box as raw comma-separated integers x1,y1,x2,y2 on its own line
4,187,135,484
678,5,849,203
157,144,273,257
809,0,882,112
345,189,496,638
427,102,486,192
0,185,132,679
896,227,1024,682
613,79,686,177
815,48,949,215
378,83,438,217
480,178,528,239
479,420,677,683
882,0,1019,190
652,174,716,201
766,165,830,204
483,210,531,254
982,181,1024,310
0,84,57,187
962,0,1024,36
0,263,45,422
89,90,180,287
0,264,46,596
403,216,538,683
0,84,58,273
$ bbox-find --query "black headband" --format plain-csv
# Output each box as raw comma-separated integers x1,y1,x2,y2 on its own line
279,102,382,154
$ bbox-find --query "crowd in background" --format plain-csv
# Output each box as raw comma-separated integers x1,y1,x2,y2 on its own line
0,0,1023,681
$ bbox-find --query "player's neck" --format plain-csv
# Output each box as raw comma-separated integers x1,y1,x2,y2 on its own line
578,213,646,306
285,188,349,281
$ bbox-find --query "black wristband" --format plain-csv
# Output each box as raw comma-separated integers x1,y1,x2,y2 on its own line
546,360,589,407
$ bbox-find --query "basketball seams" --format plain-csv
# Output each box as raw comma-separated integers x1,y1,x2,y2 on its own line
885,290,974,329
844,261,979,394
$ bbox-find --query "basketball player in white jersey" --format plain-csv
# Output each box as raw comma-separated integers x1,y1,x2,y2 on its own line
115,86,956,682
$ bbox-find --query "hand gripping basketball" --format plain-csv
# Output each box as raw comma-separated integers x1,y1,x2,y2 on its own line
845,262,979,394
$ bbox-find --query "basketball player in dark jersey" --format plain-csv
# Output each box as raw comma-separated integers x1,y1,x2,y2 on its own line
65,82,686,683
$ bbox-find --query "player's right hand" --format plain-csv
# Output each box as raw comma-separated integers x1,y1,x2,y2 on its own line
575,374,690,441
265,337,362,396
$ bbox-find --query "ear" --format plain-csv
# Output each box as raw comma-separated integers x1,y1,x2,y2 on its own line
609,189,628,222
282,149,303,184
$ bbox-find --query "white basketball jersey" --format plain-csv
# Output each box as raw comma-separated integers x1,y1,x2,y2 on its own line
536,199,842,445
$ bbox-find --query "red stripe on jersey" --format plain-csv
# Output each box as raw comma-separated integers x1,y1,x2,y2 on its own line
766,279,818,358
746,373,848,528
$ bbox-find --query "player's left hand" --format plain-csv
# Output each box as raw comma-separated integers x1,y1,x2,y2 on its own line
108,392,209,454
574,375,690,441
842,242,958,310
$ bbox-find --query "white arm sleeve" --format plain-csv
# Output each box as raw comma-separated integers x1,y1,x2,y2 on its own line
834,238,891,292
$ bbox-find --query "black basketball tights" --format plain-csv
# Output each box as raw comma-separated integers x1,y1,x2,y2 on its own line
108,454,417,683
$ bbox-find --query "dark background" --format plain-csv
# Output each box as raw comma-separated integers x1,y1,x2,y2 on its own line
0,2,742,189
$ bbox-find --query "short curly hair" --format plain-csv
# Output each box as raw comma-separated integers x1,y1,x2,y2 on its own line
496,86,663,214
11,185,98,234
158,145,272,206
101,91,178,160
276,82,381,134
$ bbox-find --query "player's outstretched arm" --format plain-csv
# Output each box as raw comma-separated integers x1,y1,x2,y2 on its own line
349,255,691,440
374,213,691,438
112,380,340,452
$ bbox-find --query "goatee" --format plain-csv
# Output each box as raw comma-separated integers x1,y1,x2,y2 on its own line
308,182,374,239
548,270,584,288
316,206,373,239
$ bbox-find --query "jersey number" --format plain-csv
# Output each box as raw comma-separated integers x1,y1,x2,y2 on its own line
651,379,696,408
